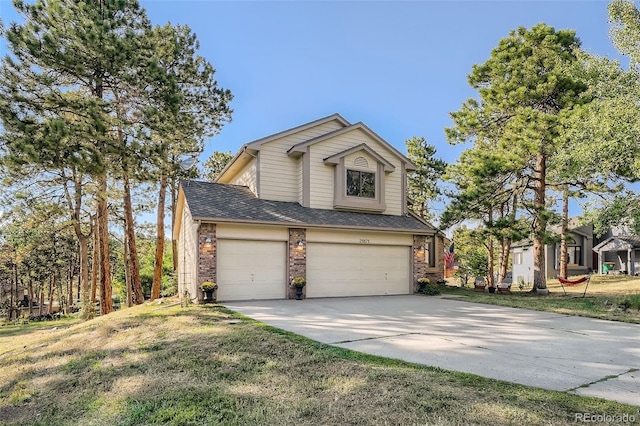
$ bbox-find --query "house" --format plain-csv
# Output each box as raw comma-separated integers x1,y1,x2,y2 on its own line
511,219,595,283
173,114,444,302
592,226,640,276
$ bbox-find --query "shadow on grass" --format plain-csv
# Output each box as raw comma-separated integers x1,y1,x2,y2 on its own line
0,304,637,426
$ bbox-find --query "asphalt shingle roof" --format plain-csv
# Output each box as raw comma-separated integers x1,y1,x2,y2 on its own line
181,180,434,233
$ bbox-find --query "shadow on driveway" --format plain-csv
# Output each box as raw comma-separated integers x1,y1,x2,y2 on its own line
225,295,640,407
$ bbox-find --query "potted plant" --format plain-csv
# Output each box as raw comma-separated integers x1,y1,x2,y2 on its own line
290,276,306,300
200,281,218,302
417,277,430,293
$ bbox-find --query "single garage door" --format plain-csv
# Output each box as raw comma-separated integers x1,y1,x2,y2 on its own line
217,240,286,301
306,243,410,298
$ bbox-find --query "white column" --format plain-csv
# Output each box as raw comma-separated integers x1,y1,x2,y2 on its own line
598,252,603,274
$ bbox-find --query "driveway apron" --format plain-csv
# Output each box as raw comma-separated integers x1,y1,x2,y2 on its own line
225,295,640,407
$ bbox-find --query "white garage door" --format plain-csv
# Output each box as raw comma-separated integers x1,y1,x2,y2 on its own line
306,243,410,298
217,240,286,301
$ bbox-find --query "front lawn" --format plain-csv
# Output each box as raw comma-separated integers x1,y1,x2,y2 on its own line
0,301,637,425
440,274,640,323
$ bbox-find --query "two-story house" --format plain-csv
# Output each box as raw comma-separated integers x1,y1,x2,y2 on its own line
173,114,444,302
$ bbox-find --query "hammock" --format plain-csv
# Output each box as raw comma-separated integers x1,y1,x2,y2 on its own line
557,275,591,298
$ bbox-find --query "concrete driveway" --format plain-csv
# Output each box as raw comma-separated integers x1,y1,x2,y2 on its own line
225,295,640,407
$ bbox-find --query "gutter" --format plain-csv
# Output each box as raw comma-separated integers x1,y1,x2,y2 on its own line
189,217,435,235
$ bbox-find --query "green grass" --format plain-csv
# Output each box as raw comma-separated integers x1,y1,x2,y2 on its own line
438,275,640,324
0,301,637,425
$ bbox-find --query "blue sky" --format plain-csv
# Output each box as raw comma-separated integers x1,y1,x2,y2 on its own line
0,0,625,218
138,2,619,171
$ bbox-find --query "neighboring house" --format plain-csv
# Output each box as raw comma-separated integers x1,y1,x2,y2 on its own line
511,218,595,283
173,114,444,302
592,226,640,276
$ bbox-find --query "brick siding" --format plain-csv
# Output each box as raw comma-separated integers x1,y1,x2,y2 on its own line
198,223,216,302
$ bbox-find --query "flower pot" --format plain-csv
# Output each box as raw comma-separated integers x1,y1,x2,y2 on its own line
295,286,304,300
418,283,426,293
204,289,216,303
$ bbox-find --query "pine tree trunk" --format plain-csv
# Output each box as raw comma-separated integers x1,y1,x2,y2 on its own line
123,173,144,304
48,274,55,315
533,153,548,291
123,230,132,308
171,177,178,272
28,278,33,315
97,174,113,315
486,209,495,288
79,236,93,320
559,185,569,279
499,192,518,283
91,223,99,305
487,238,495,288
151,173,168,300
10,262,17,320
67,263,74,314
39,290,43,316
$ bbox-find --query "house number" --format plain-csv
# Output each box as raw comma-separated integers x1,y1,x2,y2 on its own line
359,239,370,244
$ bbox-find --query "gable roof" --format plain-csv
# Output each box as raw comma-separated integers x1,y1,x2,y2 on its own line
513,218,593,248
593,235,640,253
178,180,435,233
549,218,592,238
246,113,350,149
216,113,351,182
323,143,396,172
286,122,416,171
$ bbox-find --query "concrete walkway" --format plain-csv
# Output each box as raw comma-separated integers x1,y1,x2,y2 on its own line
225,295,640,407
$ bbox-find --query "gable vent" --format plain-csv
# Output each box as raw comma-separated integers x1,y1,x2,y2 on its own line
353,156,369,168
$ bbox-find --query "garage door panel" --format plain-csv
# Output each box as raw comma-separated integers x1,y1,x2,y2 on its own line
217,240,286,301
307,243,410,298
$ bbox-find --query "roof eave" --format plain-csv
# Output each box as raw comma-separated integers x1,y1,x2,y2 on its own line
247,113,350,150
189,216,434,234
323,143,396,172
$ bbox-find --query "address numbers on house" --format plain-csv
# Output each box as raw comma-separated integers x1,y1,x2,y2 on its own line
359,239,370,244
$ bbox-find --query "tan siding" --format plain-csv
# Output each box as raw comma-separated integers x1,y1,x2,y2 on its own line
178,202,199,300
259,121,343,202
306,228,412,246
228,158,257,195
297,155,303,204
308,128,403,215
309,144,336,210
216,224,288,241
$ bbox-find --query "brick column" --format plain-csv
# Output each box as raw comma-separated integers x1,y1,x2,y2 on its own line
288,228,306,299
198,223,216,303
435,235,445,280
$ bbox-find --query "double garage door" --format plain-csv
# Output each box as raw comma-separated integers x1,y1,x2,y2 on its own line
306,243,410,298
216,239,410,301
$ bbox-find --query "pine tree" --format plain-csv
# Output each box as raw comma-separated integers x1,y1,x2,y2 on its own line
446,24,589,292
